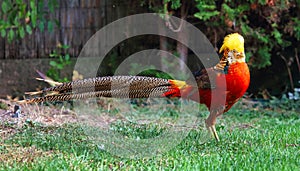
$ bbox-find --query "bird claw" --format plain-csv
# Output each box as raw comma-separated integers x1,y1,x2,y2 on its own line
205,119,220,142
208,125,220,142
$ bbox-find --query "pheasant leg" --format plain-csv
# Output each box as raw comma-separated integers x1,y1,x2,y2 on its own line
205,112,220,142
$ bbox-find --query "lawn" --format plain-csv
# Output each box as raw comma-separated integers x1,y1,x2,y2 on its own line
0,99,299,170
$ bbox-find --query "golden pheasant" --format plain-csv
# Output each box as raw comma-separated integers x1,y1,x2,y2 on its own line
21,33,250,141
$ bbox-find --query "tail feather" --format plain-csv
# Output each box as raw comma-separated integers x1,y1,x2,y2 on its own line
40,76,171,94
35,69,62,86
21,76,187,104
35,78,62,86
21,86,177,104
25,90,44,95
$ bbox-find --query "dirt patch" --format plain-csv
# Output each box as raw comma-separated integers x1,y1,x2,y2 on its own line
0,99,78,139
0,98,131,140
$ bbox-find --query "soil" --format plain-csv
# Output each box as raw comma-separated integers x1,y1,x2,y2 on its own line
0,99,78,139
0,98,127,140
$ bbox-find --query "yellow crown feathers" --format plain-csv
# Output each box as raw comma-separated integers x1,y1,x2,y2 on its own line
219,33,245,53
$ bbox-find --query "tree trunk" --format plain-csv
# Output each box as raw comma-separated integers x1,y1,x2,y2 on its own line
177,1,188,75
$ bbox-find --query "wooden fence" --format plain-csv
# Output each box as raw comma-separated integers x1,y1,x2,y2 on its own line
0,0,140,59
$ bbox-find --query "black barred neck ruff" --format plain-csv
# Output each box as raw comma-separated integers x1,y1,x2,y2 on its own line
214,56,227,71
214,49,229,71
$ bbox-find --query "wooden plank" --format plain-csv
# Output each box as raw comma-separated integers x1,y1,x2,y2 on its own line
60,0,80,8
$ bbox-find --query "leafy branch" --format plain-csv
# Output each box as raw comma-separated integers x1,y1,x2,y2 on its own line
47,44,72,82
0,0,58,42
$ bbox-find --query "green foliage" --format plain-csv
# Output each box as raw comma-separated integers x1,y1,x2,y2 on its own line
0,0,58,43
164,0,181,10
192,1,300,69
47,44,71,82
141,1,300,69
139,69,173,79
292,17,300,41
255,46,271,68
128,63,173,79
194,0,219,21
232,1,298,68
140,0,181,14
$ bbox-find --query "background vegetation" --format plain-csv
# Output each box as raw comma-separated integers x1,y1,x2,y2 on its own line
1,0,300,98
139,0,300,97
0,0,58,42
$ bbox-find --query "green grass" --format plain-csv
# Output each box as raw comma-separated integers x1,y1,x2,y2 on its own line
0,102,299,170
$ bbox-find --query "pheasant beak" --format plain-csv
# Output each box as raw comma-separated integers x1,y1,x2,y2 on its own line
228,49,245,63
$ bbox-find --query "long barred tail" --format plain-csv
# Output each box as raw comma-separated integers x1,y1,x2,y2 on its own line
20,76,188,104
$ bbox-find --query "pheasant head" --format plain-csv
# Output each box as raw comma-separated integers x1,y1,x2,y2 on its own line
215,33,246,71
